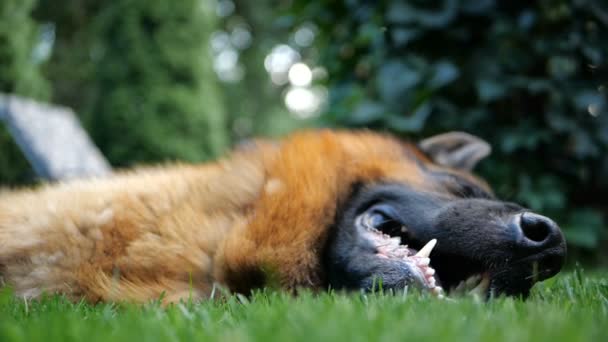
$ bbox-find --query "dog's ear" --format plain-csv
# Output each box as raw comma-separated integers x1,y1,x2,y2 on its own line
419,132,491,170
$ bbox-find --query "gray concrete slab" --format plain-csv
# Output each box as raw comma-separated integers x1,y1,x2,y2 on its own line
0,94,111,181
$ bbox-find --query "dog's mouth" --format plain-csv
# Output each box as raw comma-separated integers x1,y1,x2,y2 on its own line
356,209,565,299
358,215,501,299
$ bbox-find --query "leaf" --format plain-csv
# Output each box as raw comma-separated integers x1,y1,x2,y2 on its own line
574,90,604,111
548,56,578,79
386,0,457,28
355,23,384,46
385,102,432,132
376,61,421,104
517,10,536,31
385,2,416,24
571,130,600,158
428,61,459,89
390,28,420,48
416,0,458,28
563,209,605,249
348,101,386,125
461,0,496,14
526,79,552,94
476,79,507,102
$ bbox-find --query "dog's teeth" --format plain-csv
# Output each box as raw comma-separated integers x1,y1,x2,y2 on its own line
415,239,437,258
433,286,445,299
417,257,430,266
426,268,435,276
390,237,401,245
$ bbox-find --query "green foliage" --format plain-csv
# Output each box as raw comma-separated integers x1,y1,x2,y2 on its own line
0,0,49,184
0,272,606,341
35,0,229,167
0,127,36,185
1,0,230,183
289,0,608,253
218,0,309,141
0,0,49,99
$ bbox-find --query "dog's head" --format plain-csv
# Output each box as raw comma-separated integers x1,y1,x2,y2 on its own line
220,130,566,299
325,131,566,298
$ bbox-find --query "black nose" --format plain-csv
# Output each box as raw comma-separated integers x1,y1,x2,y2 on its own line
512,212,566,280
514,212,565,253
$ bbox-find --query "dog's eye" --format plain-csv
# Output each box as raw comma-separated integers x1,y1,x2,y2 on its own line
432,172,493,199
451,182,479,198
450,181,493,199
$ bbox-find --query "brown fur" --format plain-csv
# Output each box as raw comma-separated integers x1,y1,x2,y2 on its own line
0,130,454,303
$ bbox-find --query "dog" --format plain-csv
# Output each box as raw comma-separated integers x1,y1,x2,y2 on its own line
0,130,566,303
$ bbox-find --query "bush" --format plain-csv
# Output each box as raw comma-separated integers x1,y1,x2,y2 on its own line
0,0,49,184
289,0,608,255
36,0,229,168
216,0,308,141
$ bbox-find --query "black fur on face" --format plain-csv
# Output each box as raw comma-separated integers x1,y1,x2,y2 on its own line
324,179,566,298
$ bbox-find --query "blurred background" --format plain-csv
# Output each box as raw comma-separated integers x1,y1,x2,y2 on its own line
0,0,606,264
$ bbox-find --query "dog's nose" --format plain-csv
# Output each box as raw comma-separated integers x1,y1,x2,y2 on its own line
511,212,566,278
516,212,562,248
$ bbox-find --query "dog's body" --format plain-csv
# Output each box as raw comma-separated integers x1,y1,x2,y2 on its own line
0,130,566,303
0,141,268,302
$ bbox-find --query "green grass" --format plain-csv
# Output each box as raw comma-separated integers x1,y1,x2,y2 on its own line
0,270,607,342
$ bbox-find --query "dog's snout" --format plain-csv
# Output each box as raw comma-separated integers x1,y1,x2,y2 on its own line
509,212,566,280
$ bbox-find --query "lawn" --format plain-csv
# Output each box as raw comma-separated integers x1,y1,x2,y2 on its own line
0,270,606,342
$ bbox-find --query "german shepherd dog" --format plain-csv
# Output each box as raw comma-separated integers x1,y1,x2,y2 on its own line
0,130,566,303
